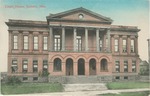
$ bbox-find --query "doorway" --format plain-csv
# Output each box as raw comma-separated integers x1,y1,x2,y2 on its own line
89,59,96,75
78,58,85,75
66,58,73,75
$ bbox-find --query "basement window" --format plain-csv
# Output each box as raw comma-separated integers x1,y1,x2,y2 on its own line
33,77,38,81
115,76,120,80
23,77,28,81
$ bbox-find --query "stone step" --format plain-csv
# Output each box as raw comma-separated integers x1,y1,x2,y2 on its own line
63,83,107,92
65,76,99,84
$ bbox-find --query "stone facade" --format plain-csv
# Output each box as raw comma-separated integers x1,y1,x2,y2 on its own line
6,7,140,82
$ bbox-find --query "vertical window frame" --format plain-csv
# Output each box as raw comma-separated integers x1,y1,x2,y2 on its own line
22,60,28,73
11,60,18,73
33,60,38,73
23,35,29,50
34,36,38,50
43,36,48,50
131,39,135,53
114,39,119,52
13,35,18,50
122,39,127,52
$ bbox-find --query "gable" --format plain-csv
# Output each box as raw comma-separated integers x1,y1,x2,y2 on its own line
60,11,106,22
47,7,113,23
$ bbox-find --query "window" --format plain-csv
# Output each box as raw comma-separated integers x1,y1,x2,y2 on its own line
43,36,48,50
54,58,61,71
115,61,120,72
11,60,18,73
33,77,38,81
123,39,127,52
76,36,82,51
23,77,28,81
115,76,120,80
22,60,28,73
114,39,119,52
99,37,103,51
132,61,136,72
34,36,38,50
43,60,48,71
54,35,61,51
101,59,108,71
33,60,38,73
24,36,28,50
124,61,128,72
13,35,18,49
106,38,108,51
131,39,135,52
124,76,128,80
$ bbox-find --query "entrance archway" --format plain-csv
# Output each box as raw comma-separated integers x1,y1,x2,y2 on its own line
89,59,96,75
100,59,108,71
78,58,85,75
66,58,73,75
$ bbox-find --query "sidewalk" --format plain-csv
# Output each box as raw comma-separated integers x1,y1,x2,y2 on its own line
18,88,150,96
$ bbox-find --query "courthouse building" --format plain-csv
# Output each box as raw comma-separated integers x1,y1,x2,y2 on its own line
6,7,140,82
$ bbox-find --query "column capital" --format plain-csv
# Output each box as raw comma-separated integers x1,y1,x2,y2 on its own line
135,35,138,38
127,35,131,38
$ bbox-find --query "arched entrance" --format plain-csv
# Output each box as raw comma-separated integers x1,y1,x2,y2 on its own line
78,58,85,75
66,58,73,75
100,59,108,71
89,59,96,75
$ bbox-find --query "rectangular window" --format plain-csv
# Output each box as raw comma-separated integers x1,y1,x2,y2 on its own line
99,37,103,51
22,60,28,73
115,76,120,80
115,61,120,72
123,39,127,52
114,39,119,52
106,38,108,50
54,35,61,51
23,77,28,81
34,36,38,50
13,35,18,49
43,60,48,71
76,36,82,51
131,39,135,52
124,76,128,80
11,60,18,73
132,61,136,72
33,77,38,81
24,36,28,50
43,36,48,50
124,61,128,72
33,60,38,73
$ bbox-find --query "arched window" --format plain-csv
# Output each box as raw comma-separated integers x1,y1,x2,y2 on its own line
100,59,108,71
54,58,61,71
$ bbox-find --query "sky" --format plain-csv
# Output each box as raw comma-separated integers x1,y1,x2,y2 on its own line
0,0,149,72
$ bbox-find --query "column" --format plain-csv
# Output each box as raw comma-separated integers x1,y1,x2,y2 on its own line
19,31,23,53
135,36,138,55
127,35,131,55
62,27,65,51
103,35,106,51
119,35,122,55
111,35,114,54
39,32,43,53
85,28,88,51
73,62,77,75
107,29,110,52
96,29,99,52
29,32,33,52
8,31,12,53
73,28,77,51
49,27,53,51
85,62,89,76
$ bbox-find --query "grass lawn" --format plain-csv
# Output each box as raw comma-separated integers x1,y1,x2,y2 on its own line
106,82,150,89
99,91,150,96
1,82,64,95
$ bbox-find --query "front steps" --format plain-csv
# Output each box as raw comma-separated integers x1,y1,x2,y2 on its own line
63,83,107,92
65,76,99,84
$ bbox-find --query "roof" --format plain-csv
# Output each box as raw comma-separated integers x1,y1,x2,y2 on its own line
46,7,113,23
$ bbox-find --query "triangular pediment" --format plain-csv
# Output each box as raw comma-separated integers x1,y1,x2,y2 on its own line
47,7,113,23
